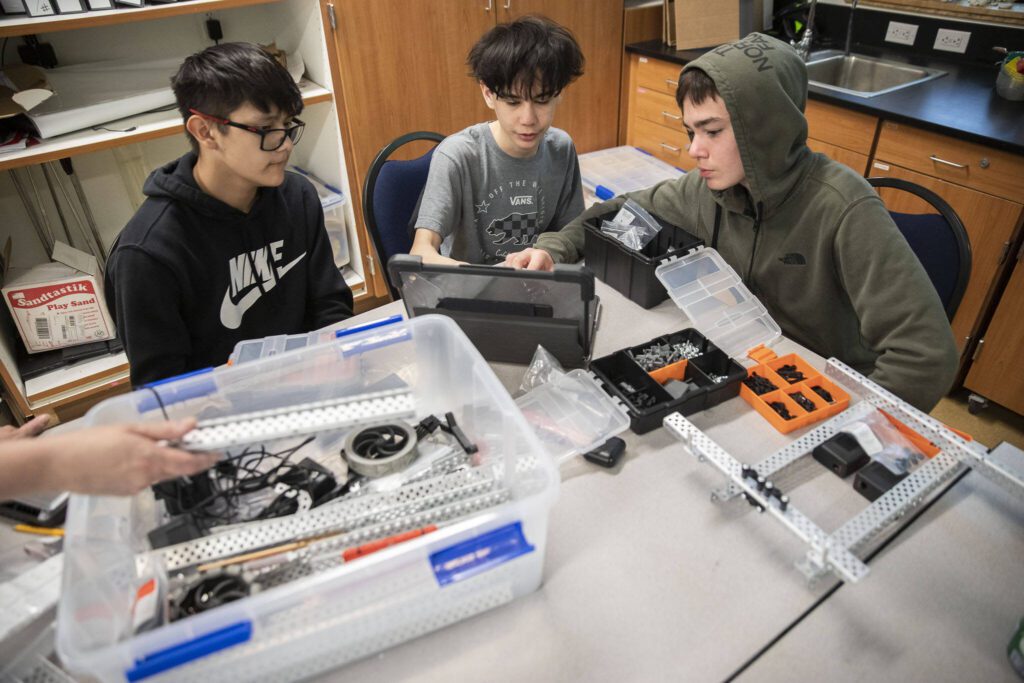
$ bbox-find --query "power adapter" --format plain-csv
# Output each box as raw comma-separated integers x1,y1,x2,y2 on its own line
206,18,223,44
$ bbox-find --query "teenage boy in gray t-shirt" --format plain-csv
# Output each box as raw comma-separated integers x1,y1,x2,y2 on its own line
411,16,586,268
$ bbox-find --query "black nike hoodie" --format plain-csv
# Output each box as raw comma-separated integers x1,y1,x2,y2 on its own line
105,152,354,387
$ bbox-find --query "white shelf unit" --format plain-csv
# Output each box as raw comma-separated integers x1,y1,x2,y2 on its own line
0,0,367,423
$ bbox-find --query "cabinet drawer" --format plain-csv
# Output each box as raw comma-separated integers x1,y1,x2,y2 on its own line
635,55,683,97
635,86,684,129
630,117,695,171
874,122,1024,202
805,100,878,156
807,137,869,176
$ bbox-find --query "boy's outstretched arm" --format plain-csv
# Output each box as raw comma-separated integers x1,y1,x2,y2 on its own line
410,229,463,266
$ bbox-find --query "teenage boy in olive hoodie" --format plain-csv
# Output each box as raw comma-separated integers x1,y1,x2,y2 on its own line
513,33,958,411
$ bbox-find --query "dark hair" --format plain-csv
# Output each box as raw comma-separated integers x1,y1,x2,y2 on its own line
467,15,584,100
676,67,719,111
172,42,303,152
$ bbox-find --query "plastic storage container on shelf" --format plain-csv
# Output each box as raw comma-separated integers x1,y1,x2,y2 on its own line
288,166,350,268
655,248,849,434
578,146,685,201
583,209,703,309
56,315,573,682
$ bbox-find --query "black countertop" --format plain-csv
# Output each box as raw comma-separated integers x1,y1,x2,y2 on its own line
627,39,1024,156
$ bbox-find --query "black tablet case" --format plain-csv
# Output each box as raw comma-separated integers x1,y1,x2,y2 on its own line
388,255,597,367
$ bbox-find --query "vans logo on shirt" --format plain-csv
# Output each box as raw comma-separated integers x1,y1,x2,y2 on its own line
220,240,306,330
779,253,806,265
509,195,534,206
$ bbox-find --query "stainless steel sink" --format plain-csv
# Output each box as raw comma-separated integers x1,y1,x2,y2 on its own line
806,50,946,98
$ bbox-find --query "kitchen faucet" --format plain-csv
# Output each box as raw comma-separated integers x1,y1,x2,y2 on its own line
792,0,818,62
793,0,861,62
845,0,860,56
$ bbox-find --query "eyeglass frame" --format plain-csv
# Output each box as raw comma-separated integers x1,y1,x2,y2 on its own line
188,108,305,151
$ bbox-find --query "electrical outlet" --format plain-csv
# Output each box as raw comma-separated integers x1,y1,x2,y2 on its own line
934,28,970,54
885,21,918,46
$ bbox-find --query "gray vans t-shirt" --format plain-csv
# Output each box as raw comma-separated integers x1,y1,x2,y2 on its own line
415,123,584,265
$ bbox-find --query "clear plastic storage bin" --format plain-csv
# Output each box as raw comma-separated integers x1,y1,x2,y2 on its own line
579,146,684,201
289,166,350,268
56,316,564,682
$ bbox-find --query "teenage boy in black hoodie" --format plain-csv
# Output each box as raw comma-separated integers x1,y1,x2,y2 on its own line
106,43,354,386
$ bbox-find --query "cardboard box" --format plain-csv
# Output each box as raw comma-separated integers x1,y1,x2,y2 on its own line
3,242,115,353
673,0,763,50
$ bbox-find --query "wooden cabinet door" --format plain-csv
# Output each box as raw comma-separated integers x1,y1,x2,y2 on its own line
328,0,492,297
500,0,623,153
965,252,1024,415
867,161,1024,356
807,137,869,176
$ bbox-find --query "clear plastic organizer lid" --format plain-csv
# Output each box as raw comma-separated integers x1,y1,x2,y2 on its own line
655,248,781,360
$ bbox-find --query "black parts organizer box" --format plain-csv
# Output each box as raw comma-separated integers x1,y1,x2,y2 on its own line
590,327,746,434
583,209,703,309
389,255,598,368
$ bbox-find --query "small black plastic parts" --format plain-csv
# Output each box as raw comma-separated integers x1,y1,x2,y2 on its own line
769,401,795,420
756,476,766,491
853,461,909,502
813,432,870,478
776,364,805,384
789,391,816,412
442,412,478,455
583,437,626,468
811,385,835,404
778,494,789,512
743,373,777,395
148,516,203,549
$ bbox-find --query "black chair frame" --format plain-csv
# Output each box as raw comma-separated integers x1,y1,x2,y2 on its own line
362,131,445,300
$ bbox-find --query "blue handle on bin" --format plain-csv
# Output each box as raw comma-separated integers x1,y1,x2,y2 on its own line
334,314,404,339
125,620,252,681
138,367,217,413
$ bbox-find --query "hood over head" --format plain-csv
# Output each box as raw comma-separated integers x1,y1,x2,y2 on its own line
684,33,812,213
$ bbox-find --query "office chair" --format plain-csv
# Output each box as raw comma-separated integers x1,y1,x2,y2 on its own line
362,131,445,300
868,177,972,321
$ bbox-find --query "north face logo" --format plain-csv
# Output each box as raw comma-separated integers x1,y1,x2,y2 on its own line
779,253,806,265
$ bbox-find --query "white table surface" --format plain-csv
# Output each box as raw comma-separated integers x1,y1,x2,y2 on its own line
314,281,1022,682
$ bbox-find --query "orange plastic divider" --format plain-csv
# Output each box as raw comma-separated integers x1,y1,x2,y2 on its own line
649,359,688,385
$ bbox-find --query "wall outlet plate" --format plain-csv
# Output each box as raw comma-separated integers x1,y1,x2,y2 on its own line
885,21,918,46
934,28,970,53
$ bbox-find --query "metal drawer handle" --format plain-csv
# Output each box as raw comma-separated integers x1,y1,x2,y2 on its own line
929,155,967,169
484,0,491,10
659,143,681,153
503,0,510,7
665,79,678,87
661,111,681,120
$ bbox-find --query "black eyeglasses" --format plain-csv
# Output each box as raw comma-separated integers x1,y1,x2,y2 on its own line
189,108,305,151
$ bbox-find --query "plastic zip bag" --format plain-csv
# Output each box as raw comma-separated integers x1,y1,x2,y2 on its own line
841,410,926,475
600,199,663,251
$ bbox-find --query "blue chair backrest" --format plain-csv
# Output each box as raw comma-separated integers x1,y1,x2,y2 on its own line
889,210,962,315
869,177,971,321
370,147,438,262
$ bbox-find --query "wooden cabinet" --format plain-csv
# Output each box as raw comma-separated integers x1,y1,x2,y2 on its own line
871,122,1024,359
805,100,877,176
624,53,693,170
964,247,1024,416
623,57,881,175
328,0,624,300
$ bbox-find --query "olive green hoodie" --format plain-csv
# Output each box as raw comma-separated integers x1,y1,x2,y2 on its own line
537,33,958,411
